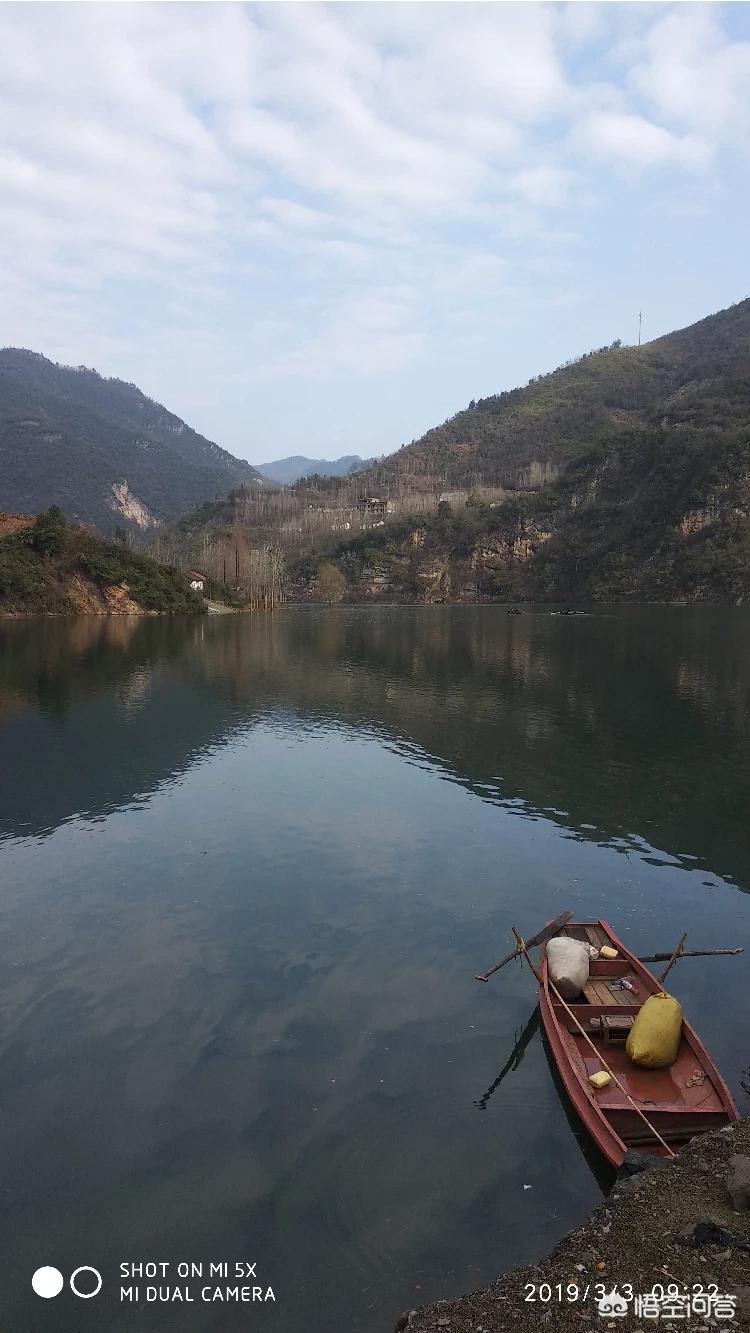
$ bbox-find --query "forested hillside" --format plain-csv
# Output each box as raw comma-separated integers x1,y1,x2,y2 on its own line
146,297,750,604
299,298,750,603
0,349,263,534
368,297,750,494
0,507,205,615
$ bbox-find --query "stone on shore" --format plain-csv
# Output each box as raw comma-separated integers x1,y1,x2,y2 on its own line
726,1154,750,1211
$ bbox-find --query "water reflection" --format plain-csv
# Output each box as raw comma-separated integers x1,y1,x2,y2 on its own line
2,608,750,891
474,1007,540,1111
0,607,748,1333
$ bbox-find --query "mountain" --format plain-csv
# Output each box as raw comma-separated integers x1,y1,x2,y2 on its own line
288,297,750,603
256,454,376,485
366,298,750,493
0,506,204,615
0,348,264,534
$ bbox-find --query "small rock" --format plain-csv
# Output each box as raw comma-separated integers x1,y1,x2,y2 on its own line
675,1217,736,1248
726,1153,750,1210
618,1148,672,1179
616,1174,645,1196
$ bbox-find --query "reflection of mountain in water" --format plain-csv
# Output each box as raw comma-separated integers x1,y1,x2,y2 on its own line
1,607,749,891
0,617,241,838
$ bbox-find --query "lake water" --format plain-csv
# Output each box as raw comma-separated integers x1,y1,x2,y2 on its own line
0,606,748,1332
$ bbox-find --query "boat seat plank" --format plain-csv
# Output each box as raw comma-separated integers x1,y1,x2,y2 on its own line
558,1002,645,1020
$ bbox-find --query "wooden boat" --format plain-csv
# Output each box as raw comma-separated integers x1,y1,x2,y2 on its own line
538,919,739,1167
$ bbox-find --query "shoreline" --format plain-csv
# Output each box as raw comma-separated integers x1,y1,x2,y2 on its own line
3,599,747,618
394,1119,750,1332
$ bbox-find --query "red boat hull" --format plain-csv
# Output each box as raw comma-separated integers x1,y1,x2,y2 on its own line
538,920,738,1167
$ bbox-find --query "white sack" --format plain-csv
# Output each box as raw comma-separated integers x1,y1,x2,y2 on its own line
546,937,590,999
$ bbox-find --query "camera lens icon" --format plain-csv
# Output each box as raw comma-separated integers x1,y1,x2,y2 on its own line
70,1266,103,1298
32,1265,102,1299
32,1267,64,1299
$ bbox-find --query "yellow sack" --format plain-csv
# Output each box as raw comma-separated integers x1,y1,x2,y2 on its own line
626,992,682,1069
600,946,618,960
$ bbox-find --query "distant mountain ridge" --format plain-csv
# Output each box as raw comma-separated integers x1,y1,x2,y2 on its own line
295,296,750,604
256,454,376,485
0,348,263,533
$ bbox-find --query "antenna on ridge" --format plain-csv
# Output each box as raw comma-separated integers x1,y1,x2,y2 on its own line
638,310,643,346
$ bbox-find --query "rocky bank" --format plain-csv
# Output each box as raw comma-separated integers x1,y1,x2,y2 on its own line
394,1119,750,1333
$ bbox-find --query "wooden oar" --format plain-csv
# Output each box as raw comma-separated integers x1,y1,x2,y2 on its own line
475,910,572,982
475,920,742,984
657,932,687,986
639,947,742,961
512,929,676,1159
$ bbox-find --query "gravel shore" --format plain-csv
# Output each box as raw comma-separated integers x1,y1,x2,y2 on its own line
394,1119,750,1333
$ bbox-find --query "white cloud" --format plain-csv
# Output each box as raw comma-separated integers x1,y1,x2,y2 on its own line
258,197,333,231
243,286,423,382
629,7,750,138
577,111,711,171
510,165,575,207
0,2,747,456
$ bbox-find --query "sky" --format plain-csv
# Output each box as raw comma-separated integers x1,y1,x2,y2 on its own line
1,2,749,466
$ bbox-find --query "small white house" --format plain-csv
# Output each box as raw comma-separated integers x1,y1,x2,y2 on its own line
188,569,207,592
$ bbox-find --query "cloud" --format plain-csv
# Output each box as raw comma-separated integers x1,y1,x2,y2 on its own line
577,111,712,170
629,7,750,138
245,285,423,382
510,165,575,206
0,2,747,457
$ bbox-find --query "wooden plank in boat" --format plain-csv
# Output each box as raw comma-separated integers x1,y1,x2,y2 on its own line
585,976,639,1006
585,925,607,947
583,980,612,1005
